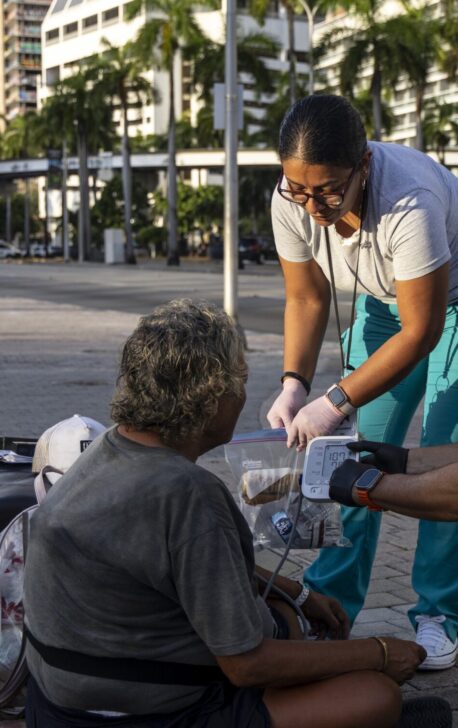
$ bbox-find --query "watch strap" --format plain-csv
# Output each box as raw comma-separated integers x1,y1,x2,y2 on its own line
356,488,384,512
326,384,356,416
294,583,310,608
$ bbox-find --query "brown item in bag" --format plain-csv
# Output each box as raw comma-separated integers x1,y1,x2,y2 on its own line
241,469,302,505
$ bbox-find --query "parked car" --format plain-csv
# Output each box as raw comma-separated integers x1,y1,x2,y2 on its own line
48,243,63,257
238,236,263,264
29,242,47,258
0,241,22,259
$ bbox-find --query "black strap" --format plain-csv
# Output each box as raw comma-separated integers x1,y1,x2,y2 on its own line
25,629,228,686
324,186,367,374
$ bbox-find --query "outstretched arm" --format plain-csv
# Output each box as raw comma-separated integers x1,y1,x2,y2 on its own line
330,458,458,521
365,466,458,520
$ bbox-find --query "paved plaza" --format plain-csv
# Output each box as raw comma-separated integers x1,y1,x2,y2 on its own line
0,260,456,725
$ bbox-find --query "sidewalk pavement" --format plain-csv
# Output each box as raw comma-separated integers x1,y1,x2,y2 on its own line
0,296,456,725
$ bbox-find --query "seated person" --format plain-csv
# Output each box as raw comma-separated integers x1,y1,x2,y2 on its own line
24,300,433,728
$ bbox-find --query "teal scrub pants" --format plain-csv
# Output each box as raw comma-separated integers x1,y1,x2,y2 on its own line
305,294,458,641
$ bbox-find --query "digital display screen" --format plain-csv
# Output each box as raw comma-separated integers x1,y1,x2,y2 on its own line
321,445,348,479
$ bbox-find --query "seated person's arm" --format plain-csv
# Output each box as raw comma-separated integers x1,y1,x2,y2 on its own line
255,565,350,639
216,633,424,688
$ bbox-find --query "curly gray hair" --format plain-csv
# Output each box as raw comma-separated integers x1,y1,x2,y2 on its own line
111,299,247,445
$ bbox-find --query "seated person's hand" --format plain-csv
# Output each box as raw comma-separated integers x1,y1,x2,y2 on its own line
302,591,350,640
346,440,409,474
379,637,426,684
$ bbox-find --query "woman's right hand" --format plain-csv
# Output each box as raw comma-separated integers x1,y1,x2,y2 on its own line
267,379,308,430
377,637,426,684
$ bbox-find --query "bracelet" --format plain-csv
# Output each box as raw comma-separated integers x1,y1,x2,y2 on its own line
294,583,310,608
372,636,389,672
281,371,311,396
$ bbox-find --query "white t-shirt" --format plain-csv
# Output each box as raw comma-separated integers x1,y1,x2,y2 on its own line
272,142,458,303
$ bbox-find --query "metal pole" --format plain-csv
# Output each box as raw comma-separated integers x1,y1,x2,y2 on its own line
296,0,317,95
223,0,239,321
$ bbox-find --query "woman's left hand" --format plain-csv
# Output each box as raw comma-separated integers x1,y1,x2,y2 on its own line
287,395,346,450
302,591,350,640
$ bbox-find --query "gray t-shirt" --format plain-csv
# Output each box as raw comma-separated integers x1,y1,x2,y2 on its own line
272,142,458,303
24,428,265,715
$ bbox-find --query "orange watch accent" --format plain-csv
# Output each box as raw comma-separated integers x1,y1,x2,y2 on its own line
356,488,384,512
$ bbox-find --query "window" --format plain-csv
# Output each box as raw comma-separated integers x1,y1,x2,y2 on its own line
82,14,97,30
46,65,60,86
45,28,59,42
63,21,78,35
102,6,119,23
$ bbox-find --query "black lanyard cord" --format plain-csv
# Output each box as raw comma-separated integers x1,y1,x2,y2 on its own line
324,186,367,374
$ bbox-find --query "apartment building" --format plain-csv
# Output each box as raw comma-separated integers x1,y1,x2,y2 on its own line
0,0,51,122
39,0,309,140
314,0,457,151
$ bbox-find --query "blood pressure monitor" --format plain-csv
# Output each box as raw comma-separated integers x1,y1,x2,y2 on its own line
301,435,359,502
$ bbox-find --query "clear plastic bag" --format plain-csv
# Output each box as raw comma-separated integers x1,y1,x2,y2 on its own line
225,429,349,551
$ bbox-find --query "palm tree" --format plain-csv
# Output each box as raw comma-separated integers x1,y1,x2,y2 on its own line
392,6,441,151
351,88,395,140
0,112,42,254
41,69,115,262
249,0,331,101
126,0,218,265
320,0,432,141
249,0,302,105
90,40,158,264
423,99,458,166
438,0,458,83
189,30,279,146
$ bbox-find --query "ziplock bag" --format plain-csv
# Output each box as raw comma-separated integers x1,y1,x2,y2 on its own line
225,429,349,551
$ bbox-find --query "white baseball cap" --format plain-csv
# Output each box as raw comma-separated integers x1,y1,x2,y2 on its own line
32,414,106,475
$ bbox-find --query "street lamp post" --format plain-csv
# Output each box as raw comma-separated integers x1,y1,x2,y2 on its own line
223,0,239,322
296,0,320,95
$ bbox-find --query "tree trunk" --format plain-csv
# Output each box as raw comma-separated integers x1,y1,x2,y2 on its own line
371,63,383,141
24,179,30,255
5,193,12,244
77,128,90,262
415,86,424,152
167,55,179,266
121,93,136,264
44,177,50,256
62,140,69,263
287,4,297,105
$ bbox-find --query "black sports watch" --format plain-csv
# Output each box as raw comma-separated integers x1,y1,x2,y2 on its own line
354,468,384,511
329,460,381,508
325,384,355,416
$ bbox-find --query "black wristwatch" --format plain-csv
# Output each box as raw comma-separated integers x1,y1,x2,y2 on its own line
329,460,380,508
354,468,384,511
326,384,355,416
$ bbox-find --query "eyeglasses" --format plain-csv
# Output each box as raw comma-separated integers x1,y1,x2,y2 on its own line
277,165,359,209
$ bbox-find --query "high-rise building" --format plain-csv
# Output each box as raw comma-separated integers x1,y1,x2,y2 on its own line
1,0,51,122
39,0,308,141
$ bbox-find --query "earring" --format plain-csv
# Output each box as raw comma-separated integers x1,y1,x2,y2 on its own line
362,178,367,190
